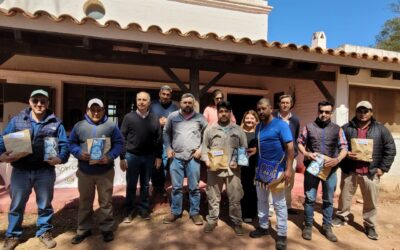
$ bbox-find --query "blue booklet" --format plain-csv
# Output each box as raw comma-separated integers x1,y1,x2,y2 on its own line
44,137,59,160
90,138,106,160
237,147,249,167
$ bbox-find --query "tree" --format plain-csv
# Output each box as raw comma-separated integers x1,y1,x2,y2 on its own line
375,1,400,52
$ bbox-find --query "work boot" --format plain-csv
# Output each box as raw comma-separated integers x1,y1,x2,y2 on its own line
322,224,338,242
302,225,312,240
275,236,287,250
102,231,114,242
249,227,270,238
190,214,203,225
163,213,180,224
365,226,379,240
2,237,19,250
39,231,57,249
332,216,347,227
71,230,92,245
204,222,217,233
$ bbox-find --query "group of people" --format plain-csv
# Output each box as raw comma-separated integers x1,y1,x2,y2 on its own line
0,86,396,250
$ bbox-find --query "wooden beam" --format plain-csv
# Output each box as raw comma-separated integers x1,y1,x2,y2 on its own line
200,72,226,97
140,43,149,55
0,53,13,65
295,62,320,71
190,68,200,100
313,80,335,104
161,67,189,92
393,72,400,80
0,37,336,81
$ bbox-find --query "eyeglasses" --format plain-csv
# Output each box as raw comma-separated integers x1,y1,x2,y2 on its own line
31,97,48,104
318,110,332,115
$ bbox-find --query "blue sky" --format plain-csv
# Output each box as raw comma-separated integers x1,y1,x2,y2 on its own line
267,0,397,48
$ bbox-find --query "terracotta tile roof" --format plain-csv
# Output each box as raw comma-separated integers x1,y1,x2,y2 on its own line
1,7,399,65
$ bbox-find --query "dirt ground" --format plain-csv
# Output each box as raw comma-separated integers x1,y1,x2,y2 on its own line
0,188,399,250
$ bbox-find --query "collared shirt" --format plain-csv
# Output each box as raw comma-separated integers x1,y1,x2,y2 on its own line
277,112,292,125
136,109,149,119
201,123,247,177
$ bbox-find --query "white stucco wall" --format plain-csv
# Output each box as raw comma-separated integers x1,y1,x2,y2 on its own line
0,0,270,40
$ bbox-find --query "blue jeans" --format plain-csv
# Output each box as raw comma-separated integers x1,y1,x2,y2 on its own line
6,167,56,238
170,158,200,216
125,152,154,213
151,144,168,189
304,171,337,226
256,186,288,236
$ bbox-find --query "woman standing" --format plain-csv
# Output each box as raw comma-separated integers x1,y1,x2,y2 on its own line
240,110,259,222
203,89,236,125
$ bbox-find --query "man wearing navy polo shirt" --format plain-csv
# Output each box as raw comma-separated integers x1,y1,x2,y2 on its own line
249,98,294,250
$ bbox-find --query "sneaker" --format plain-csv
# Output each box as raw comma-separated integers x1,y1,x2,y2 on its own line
204,222,217,233
365,226,379,240
163,213,180,224
275,236,287,250
3,237,19,250
123,212,136,223
332,217,347,227
249,227,269,238
140,210,151,220
322,225,338,242
191,214,203,225
302,226,312,240
102,231,114,242
287,208,298,215
71,231,92,245
39,231,57,249
234,225,244,236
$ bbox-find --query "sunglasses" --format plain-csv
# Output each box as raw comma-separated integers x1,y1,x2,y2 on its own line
318,110,332,115
31,97,48,104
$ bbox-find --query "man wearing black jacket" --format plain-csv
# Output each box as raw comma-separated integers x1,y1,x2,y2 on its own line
333,101,396,240
120,91,162,222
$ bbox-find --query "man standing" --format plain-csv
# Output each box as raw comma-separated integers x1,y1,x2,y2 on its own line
332,101,396,240
249,98,294,250
149,85,179,197
298,101,348,242
201,101,247,235
0,89,69,250
120,92,162,222
69,98,124,244
163,93,207,225
273,94,300,215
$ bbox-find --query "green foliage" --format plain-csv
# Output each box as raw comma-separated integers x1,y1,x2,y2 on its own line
375,1,400,52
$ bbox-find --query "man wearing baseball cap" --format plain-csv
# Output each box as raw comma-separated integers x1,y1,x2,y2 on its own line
333,100,396,240
69,98,124,244
0,89,70,249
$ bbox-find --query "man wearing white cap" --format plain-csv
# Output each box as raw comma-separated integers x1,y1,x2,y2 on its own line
0,89,70,250
332,101,396,240
69,98,124,244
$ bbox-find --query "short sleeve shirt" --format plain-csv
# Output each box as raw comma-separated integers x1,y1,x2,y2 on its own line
256,118,293,162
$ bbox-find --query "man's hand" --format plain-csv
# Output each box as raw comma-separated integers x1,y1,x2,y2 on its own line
205,160,211,169
0,151,20,163
347,152,359,160
376,168,384,177
229,161,238,169
120,159,128,172
155,158,162,169
98,155,111,165
324,156,339,168
159,117,167,127
192,149,201,160
284,168,292,185
304,152,318,161
247,147,257,157
45,157,62,166
167,149,175,159
79,152,91,161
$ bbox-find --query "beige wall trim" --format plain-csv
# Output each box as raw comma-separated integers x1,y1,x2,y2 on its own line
171,0,272,14
349,82,400,90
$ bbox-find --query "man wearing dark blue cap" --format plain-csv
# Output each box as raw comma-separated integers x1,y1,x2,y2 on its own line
0,89,70,250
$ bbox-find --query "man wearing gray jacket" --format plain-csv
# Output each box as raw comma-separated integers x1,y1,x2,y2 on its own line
162,93,207,225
